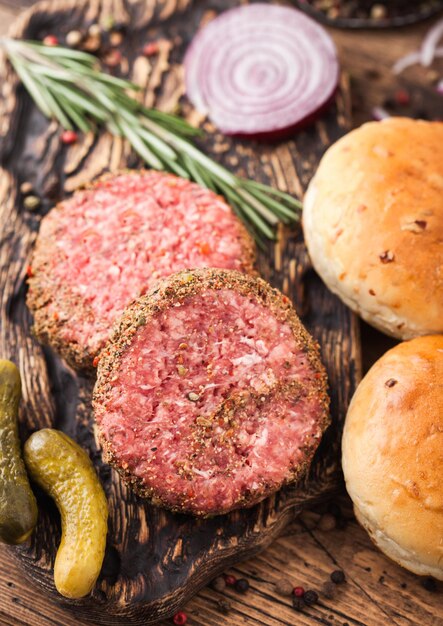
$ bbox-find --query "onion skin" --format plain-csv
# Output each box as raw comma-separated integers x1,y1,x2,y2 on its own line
224,94,338,143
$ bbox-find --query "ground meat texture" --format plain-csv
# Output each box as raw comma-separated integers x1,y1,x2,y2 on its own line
27,171,255,370
93,268,330,516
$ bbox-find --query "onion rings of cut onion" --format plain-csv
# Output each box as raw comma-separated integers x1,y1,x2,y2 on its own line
184,4,339,140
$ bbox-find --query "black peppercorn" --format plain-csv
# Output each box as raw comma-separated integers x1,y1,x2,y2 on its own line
292,595,305,612
303,590,319,605
414,109,430,121
321,581,336,599
330,570,346,584
421,577,437,593
235,578,250,593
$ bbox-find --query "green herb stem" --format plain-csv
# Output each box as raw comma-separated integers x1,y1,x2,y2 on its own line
0,37,301,240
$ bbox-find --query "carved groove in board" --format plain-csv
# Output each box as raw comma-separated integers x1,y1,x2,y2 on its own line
0,0,359,624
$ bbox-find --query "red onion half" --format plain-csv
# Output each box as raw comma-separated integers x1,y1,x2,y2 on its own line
184,4,339,140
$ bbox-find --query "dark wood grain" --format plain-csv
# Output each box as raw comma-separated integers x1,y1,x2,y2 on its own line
0,1,360,624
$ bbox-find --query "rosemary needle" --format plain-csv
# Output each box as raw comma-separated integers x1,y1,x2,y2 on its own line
0,37,301,241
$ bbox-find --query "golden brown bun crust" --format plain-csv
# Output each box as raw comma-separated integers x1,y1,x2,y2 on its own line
342,335,443,580
303,118,443,339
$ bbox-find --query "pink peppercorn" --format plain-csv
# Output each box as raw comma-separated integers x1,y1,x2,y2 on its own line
293,586,305,597
394,89,410,106
104,49,122,67
173,611,187,625
60,130,78,145
43,35,59,46
143,41,159,57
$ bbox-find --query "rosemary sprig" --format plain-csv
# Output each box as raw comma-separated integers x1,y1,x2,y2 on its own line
0,38,302,242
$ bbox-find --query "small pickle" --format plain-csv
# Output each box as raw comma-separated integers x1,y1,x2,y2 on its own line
24,429,108,598
0,360,38,545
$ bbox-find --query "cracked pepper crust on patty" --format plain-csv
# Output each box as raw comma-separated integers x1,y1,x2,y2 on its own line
27,170,255,371
93,268,330,516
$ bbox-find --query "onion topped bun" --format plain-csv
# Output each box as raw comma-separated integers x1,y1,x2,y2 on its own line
342,335,443,580
303,118,443,340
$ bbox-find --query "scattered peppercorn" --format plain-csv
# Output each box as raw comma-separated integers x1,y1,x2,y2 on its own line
318,513,336,531
330,570,346,584
88,23,102,37
382,97,396,110
43,35,59,46
224,574,237,586
274,578,293,596
366,69,381,80
293,586,304,597
172,611,187,625
235,578,249,593
400,582,407,589
303,590,319,606
216,598,231,614
20,181,33,196
321,581,336,599
394,89,410,106
66,30,82,47
385,379,397,388
83,35,101,53
143,42,160,57
414,109,430,121
370,4,387,20
379,575,385,584
292,595,305,612
211,576,226,592
61,130,78,145
421,577,437,593
23,195,41,211
104,50,122,67
109,31,124,47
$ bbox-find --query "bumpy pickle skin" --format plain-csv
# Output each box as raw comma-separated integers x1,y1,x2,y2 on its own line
24,429,108,598
0,360,38,545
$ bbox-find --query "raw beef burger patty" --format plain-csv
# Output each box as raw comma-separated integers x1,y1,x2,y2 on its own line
93,268,330,516
27,171,255,370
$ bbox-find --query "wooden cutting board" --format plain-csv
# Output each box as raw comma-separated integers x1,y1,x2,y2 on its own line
0,1,360,624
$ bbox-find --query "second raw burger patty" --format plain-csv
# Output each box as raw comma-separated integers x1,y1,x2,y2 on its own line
93,268,330,516
27,171,255,370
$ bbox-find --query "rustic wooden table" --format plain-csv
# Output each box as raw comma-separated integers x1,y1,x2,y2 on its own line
0,2,442,626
